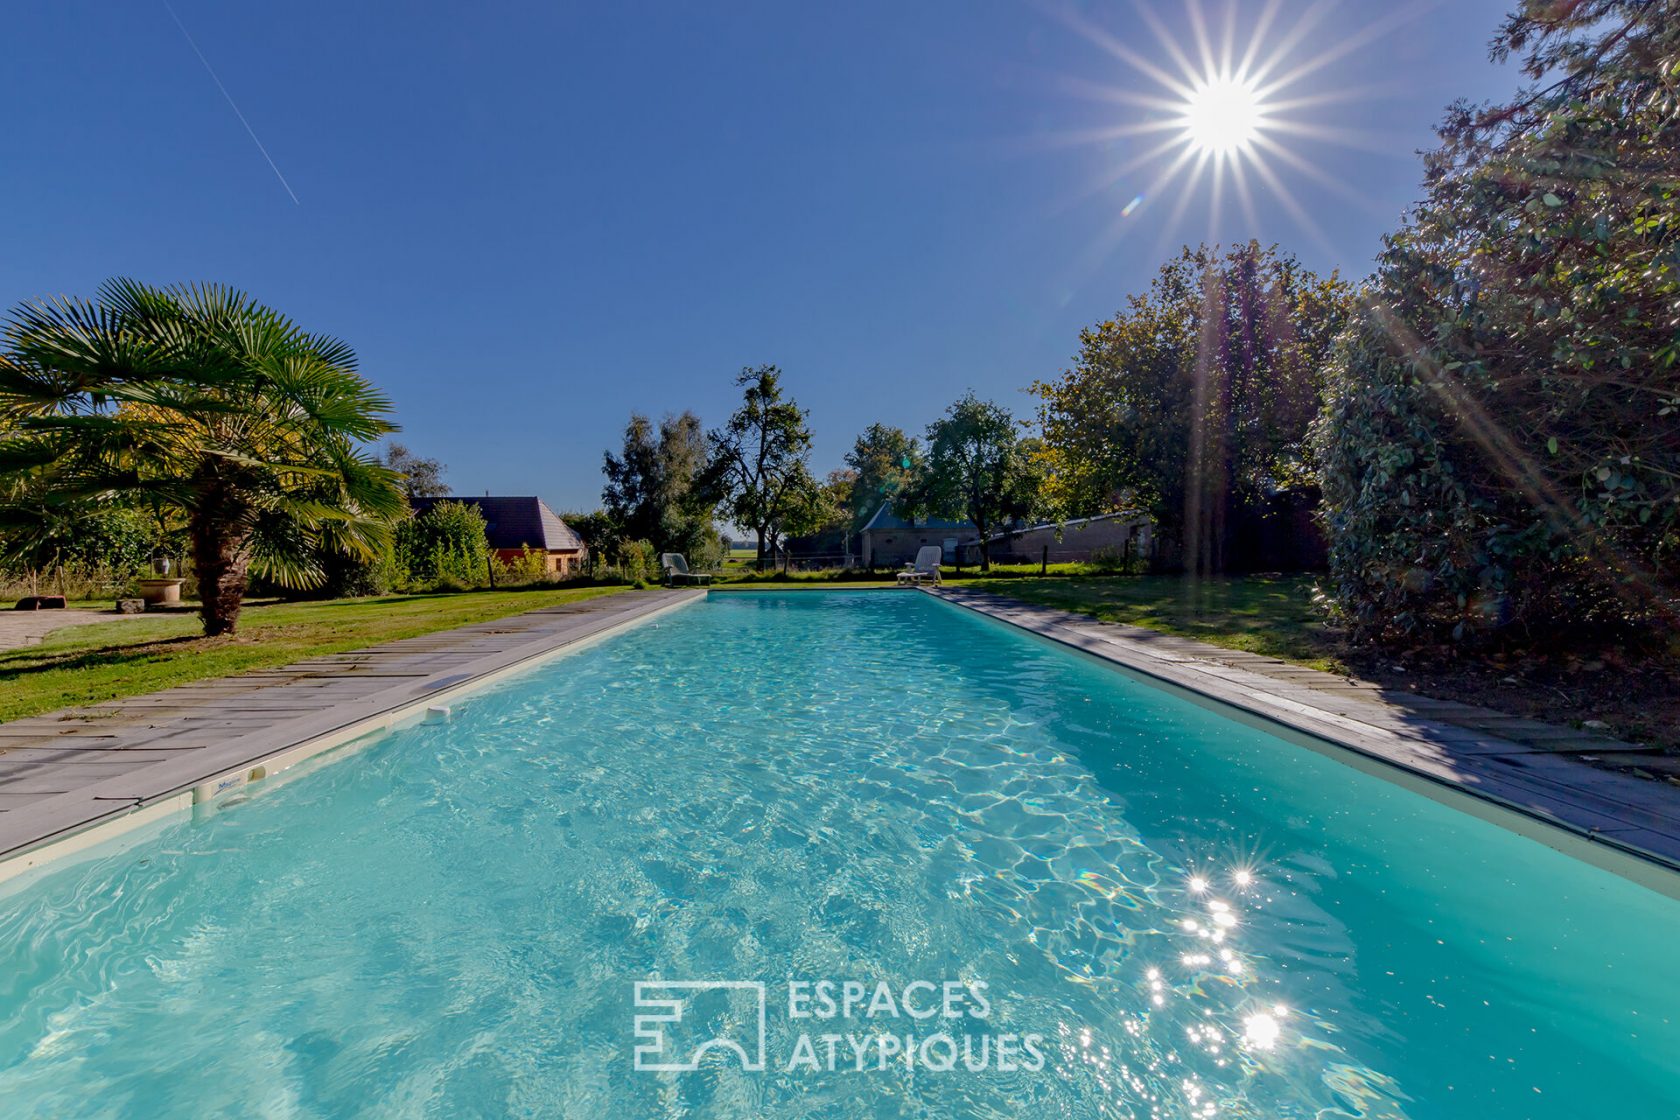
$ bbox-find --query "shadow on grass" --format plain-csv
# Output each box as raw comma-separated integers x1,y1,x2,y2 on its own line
0,635,207,681
274,585,627,610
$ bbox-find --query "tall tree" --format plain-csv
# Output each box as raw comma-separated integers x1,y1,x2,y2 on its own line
382,442,448,500
843,423,922,530
707,365,814,570
601,410,715,558
904,393,1042,571
1033,243,1351,573
1315,0,1680,642
0,280,404,635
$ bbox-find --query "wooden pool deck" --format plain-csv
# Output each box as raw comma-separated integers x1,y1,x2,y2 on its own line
0,589,703,877
929,587,1680,877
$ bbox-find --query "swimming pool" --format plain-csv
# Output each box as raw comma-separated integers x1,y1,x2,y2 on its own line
0,590,1675,1118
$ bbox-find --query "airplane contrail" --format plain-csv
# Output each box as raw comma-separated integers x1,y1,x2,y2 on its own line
161,0,300,205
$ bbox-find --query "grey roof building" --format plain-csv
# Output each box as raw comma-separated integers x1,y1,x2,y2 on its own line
962,510,1152,566
858,503,977,569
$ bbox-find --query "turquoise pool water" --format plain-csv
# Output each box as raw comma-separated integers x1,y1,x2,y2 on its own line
0,591,1676,1118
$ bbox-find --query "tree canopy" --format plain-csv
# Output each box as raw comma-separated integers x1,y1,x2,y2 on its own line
601,410,716,562
706,365,815,569
843,423,922,530
1034,243,1351,573
1315,0,1680,643
382,442,449,501
904,393,1042,571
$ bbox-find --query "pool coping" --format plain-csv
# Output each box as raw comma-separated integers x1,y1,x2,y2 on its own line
0,589,704,883
925,586,1680,883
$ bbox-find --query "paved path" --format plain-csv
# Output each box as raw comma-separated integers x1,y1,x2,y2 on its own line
0,589,701,872
0,608,147,652
930,587,1680,874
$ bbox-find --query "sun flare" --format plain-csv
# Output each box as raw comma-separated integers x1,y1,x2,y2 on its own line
1041,0,1415,266
1181,74,1266,156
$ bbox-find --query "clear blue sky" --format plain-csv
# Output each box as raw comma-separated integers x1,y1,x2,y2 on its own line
5,1,1516,514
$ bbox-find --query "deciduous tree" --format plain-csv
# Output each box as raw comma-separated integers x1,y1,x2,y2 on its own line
706,365,814,570
382,443,448,500
601,410,716,560
1034,243,1350,573
843,424,922,530
905,393,1042,571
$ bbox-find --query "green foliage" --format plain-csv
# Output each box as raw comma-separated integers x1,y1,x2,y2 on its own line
843,424,922,529
685,527,727,572
0,500,159,577
495,545,550,585
902,393,1043,571
1315,1,1680,643
706,365,815,569
617,538,659,585
304,544,401,599
560,508,618,576
0,279,404,635
602,411,716,560
397,500,490,588
1032,242,1352,573
0,500,169,598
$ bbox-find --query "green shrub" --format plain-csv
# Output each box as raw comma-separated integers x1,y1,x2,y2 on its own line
618,539,659,584
493,545,550,587
319,545,401,598
396,501,490,589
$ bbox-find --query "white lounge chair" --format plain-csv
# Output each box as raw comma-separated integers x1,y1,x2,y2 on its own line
660,553,714,586
896,545,944,586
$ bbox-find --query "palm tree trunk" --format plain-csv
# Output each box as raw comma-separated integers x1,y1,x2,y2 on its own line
190,489,253,637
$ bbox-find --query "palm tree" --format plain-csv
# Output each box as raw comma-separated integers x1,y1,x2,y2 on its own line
0,280,404,636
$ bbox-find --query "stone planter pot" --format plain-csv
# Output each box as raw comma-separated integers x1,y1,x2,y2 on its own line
137,578,186,607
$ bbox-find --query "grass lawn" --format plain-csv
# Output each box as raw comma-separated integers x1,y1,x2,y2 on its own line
947,573,1340,669
0,586,625,724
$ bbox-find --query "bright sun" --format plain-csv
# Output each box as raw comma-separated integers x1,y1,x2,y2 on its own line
1181,74,1266,156
1041,0,1402,264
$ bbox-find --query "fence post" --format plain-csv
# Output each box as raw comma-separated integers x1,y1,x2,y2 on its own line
1041,545,1048,576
